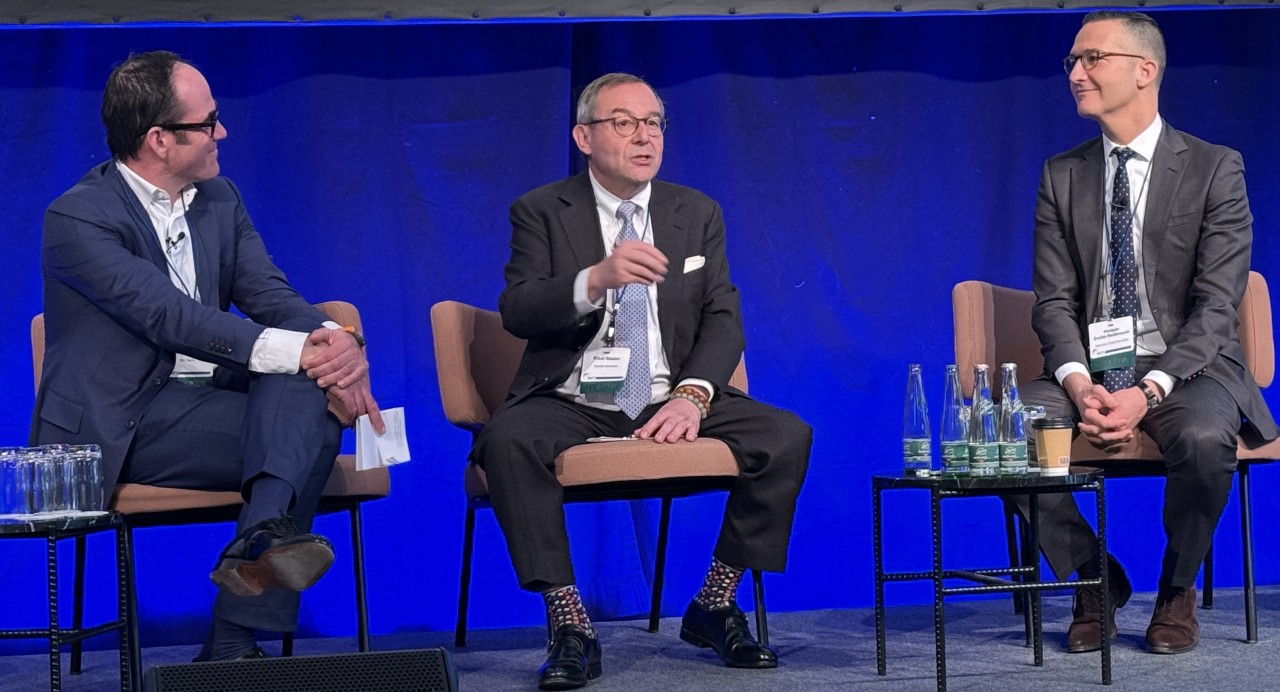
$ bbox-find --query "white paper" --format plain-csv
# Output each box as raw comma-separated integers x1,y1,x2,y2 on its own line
356,407,411,471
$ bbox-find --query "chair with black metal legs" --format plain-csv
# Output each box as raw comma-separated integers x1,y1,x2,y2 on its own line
430,299,768,648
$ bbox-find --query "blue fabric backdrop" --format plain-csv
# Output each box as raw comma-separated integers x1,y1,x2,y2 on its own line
1,8,1278,652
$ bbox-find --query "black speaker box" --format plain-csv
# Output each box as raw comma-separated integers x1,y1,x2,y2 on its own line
143,647,458,692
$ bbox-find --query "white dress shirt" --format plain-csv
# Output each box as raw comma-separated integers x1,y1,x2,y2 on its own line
1053,116,1175,397
555,171,714,409
117,162,324,376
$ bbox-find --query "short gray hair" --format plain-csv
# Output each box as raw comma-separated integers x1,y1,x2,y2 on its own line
575,73,665,124
1082,10,1166,87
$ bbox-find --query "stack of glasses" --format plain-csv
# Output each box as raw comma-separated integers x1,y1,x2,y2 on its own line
0,444,107,518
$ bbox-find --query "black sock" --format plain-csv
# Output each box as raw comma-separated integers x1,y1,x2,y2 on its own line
194,616,256,662
242,475,295,528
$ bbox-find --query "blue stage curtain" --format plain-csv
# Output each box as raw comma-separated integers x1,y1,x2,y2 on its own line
1,8,1278,650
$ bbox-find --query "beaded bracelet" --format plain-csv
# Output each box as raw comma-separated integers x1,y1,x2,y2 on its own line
671,385,711,420
671,391,708,419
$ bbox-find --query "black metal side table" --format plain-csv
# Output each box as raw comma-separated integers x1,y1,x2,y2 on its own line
0,512,139,692
873,468,1110,692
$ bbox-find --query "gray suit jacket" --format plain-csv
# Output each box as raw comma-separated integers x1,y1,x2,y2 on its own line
497,172,745,409
34,161,330,486
1031,124,1277,441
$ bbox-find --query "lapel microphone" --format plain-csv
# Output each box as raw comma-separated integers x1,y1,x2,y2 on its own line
166,230,187,251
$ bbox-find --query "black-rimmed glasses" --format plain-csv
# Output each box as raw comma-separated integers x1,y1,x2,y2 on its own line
1063,50,1146,75
584,115,667,138
156,111,219,138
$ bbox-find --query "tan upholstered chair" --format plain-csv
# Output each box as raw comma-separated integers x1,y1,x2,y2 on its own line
31,301,390,670
429,300,767,647
952,271,1279,642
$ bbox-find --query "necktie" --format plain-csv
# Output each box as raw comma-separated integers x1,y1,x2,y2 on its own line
613,201,651,418
1104,147,1139,392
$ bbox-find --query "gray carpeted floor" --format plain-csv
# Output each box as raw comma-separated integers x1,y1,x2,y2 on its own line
3,587,1278,691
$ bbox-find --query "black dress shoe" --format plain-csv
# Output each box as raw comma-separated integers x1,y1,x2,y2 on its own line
679,600,777,669
210,516,335,597
538,625,602,691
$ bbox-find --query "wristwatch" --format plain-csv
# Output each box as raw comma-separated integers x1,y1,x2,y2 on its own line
1138,381,1162,411
341,325,367,348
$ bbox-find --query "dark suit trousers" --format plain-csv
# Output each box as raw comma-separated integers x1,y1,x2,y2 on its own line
121,357,341,632
1009,364,1240,589
471,392,811,591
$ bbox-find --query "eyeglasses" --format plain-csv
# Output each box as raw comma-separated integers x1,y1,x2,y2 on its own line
155,111,219,138
1062,50,1146,75
584,115,667,138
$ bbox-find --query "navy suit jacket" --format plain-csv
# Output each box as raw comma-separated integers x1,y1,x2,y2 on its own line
497,172,745,410
1031,124,1277,441
34,161,329,486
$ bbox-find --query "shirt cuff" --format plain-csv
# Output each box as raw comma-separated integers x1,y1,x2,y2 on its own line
676,378,716,401
248,321,341,374
1143,370,1176,399
1054,362,1092,388
573,268,603,317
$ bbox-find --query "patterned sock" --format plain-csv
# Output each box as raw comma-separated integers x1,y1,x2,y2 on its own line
694,559,745,611
542,585,595,638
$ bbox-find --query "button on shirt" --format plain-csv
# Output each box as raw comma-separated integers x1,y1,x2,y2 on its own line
117,162,328,376
555,171,714,408
1053,116,1175,397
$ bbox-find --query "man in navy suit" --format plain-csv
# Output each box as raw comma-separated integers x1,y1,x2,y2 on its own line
1016,12,1276,656
35,51,383,661
472,73,811,690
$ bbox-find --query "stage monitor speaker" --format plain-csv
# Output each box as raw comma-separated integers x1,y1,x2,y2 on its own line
143,647,458,692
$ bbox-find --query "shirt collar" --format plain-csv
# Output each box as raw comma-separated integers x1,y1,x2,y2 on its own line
587,170,652,224
116,161,198,211
1103,115,1163,164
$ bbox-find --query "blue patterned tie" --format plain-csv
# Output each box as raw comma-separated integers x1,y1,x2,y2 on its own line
1104,147,1139,392
613,201,651,418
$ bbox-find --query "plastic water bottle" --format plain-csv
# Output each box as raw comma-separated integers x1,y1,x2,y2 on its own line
999,363,1029,475
968,364,999,477
940,364,969,476
903,364,932,477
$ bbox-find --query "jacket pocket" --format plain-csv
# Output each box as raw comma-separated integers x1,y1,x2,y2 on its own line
39,387,85,434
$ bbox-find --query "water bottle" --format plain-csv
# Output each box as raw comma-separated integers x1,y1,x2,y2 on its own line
968,364,999,477
940,364,969,476
999,363,1029,475
903,363,932,477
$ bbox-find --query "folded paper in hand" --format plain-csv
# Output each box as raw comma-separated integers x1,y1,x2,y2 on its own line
356,406,411,471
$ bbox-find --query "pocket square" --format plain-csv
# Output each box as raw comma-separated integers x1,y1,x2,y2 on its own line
683,255,705,273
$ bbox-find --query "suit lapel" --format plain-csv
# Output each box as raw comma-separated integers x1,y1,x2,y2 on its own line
184,189,219,306
559,173,606,270
649,184,688,362
107,163,169,274
1071,140,1105,314
1141,126,1188,296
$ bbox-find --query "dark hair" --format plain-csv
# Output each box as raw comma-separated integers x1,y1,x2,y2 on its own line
1082,10,1166,87
101,51,191,161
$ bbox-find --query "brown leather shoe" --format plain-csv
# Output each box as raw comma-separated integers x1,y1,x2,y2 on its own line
1146,586,1199,654
1066,558,1132,654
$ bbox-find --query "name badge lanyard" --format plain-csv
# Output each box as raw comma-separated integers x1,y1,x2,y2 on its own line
603,207,654,348
1096,153,1153,324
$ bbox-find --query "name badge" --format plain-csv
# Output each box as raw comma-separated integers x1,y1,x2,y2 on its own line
579,347,631,393
1088,316,1136,373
